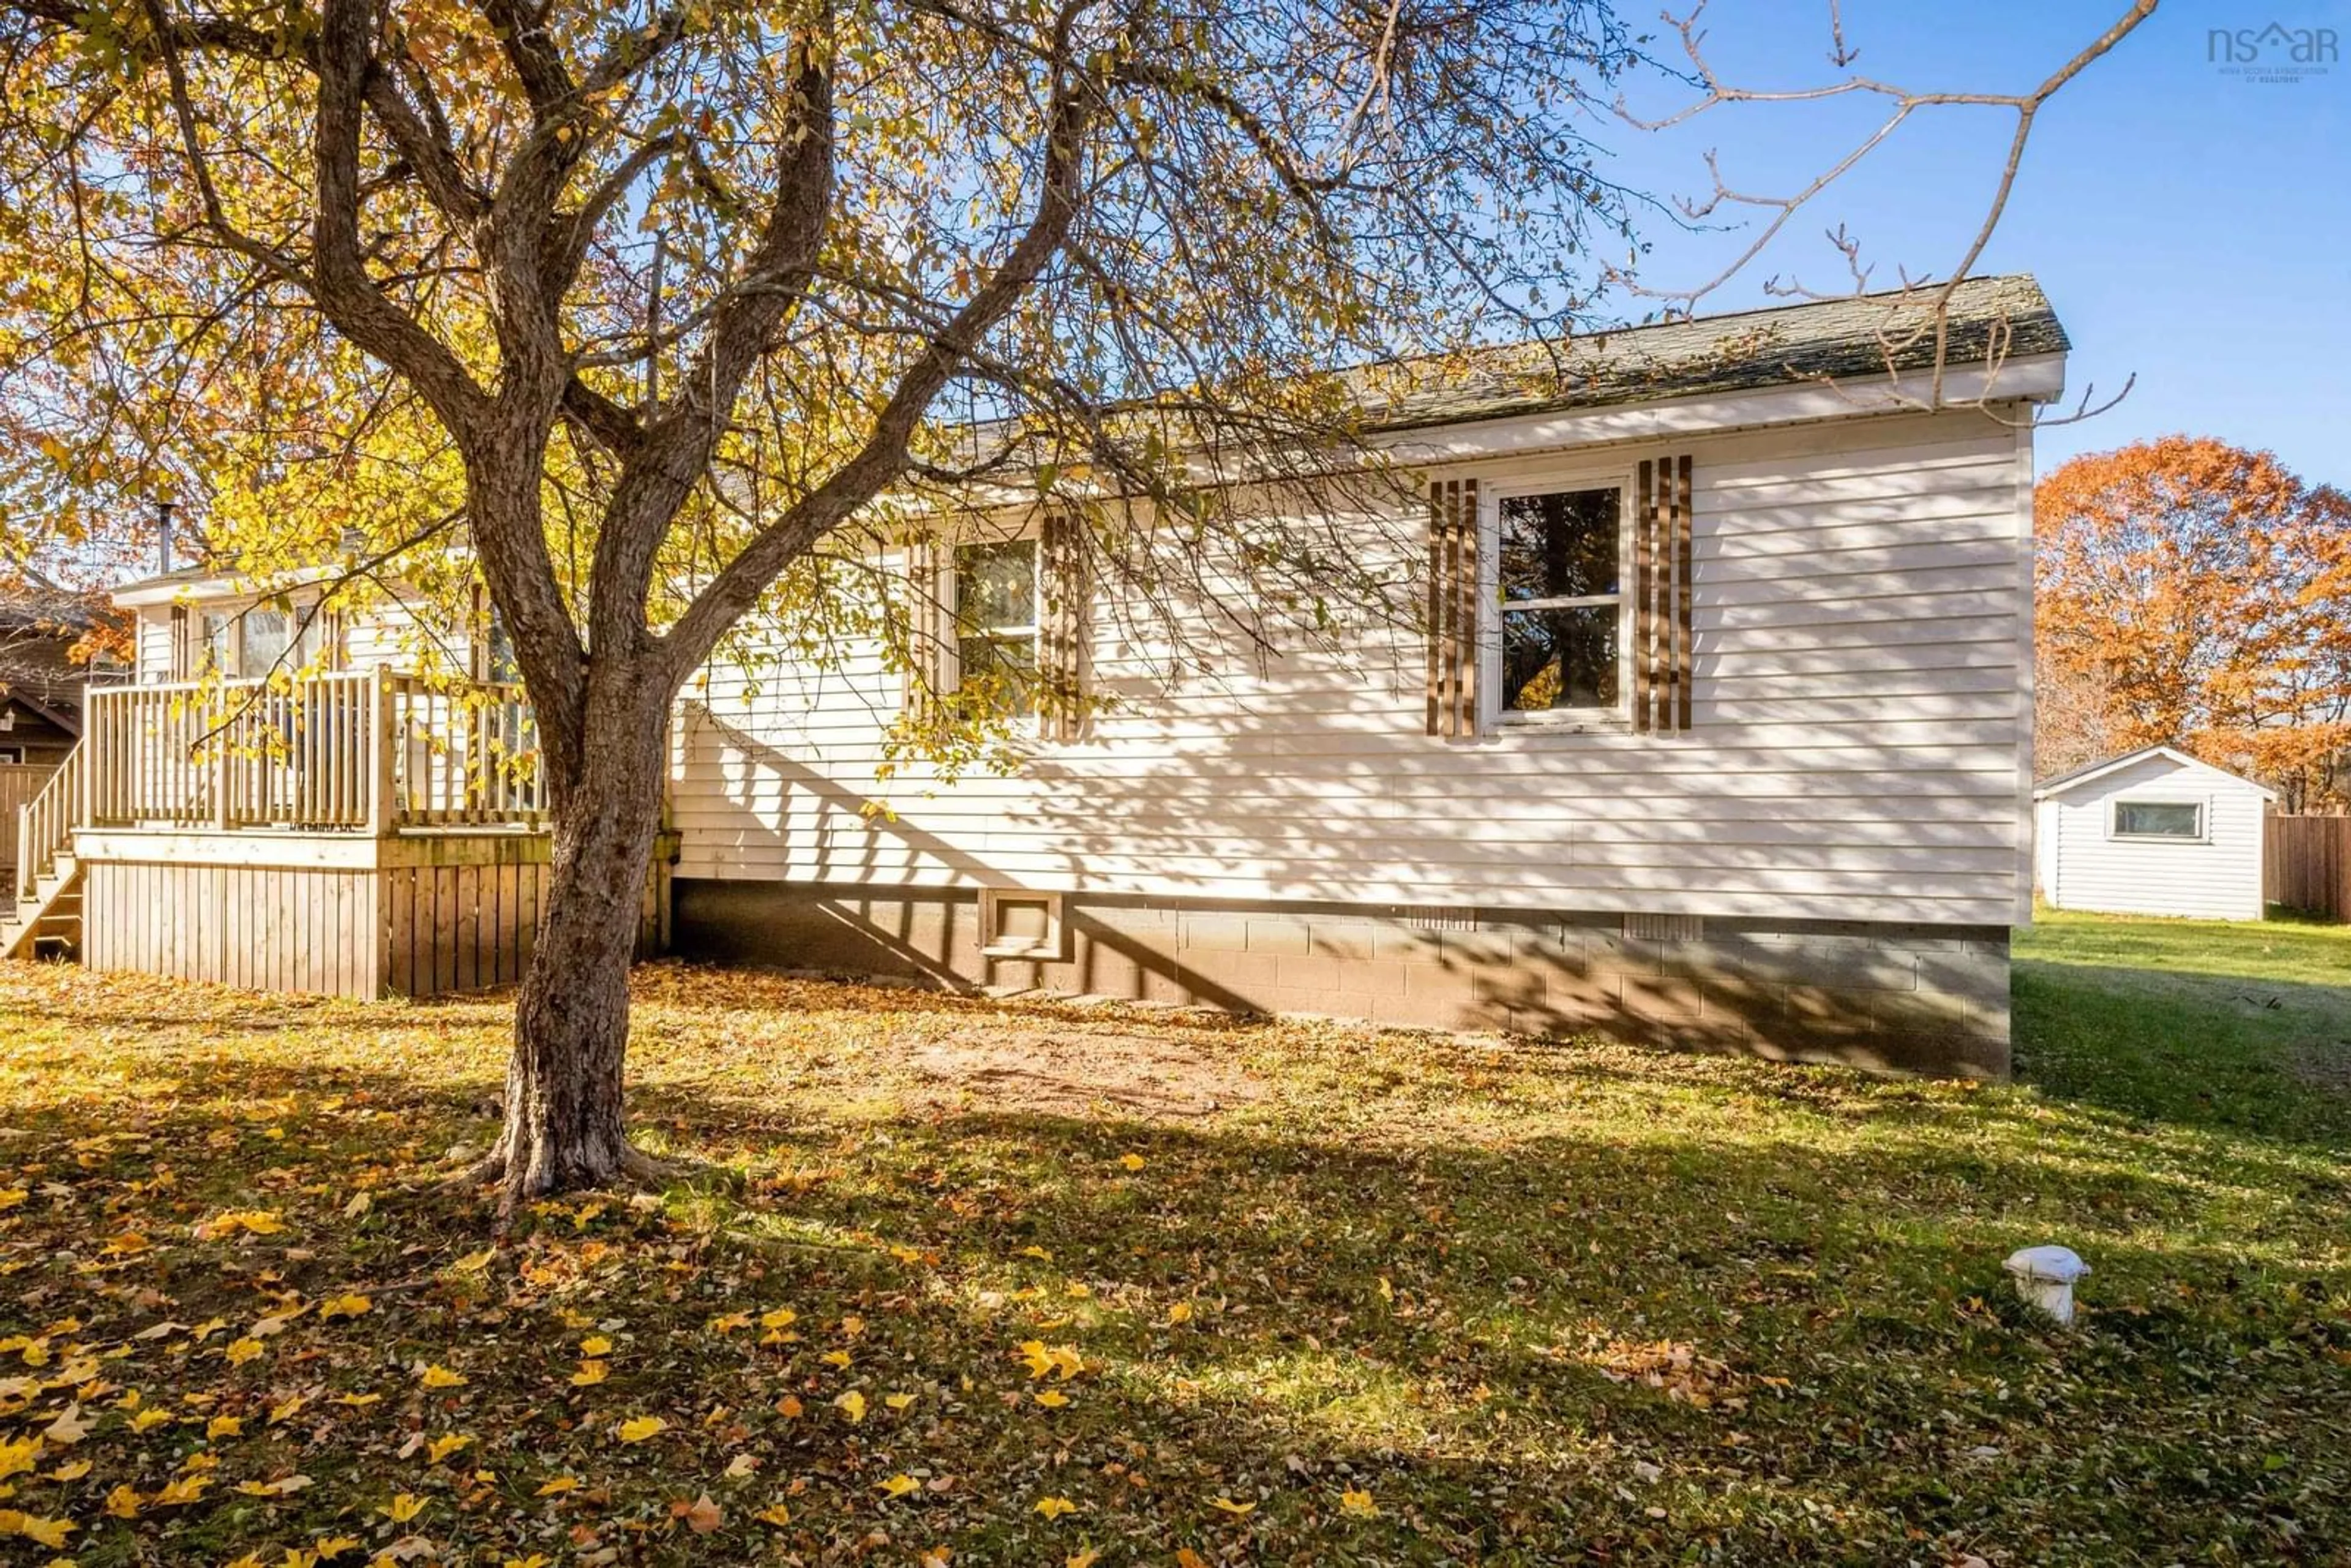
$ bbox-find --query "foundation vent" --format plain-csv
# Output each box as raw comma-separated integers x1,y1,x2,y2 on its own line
1623,912,1703,942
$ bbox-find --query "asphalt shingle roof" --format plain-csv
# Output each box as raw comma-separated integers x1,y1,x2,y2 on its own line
1360,274,2067,431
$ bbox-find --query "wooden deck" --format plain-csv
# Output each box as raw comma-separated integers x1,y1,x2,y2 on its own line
4,669,670,999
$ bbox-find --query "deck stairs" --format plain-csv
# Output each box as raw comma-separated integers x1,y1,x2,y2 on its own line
2,742,84,961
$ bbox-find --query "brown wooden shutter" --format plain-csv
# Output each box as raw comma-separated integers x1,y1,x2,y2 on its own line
1037,509,1089,743
901,533,943,723
1425,476,1478,738
1633,454,1695,733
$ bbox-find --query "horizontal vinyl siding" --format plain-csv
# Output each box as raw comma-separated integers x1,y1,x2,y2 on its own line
673,408,2033,925
2043,756,2267,921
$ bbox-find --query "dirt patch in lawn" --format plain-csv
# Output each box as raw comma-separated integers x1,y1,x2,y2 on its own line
903,1025,1264,1120
2288,1034,2351,1097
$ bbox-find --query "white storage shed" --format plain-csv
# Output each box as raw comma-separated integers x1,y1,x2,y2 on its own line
2033,746,2274,921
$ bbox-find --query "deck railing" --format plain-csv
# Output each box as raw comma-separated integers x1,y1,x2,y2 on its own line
83,669,543,835
12,754,81,904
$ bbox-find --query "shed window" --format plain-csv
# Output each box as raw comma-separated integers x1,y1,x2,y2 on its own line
1494,486,1623,715
2112,800,2202,840
953,538,1038,716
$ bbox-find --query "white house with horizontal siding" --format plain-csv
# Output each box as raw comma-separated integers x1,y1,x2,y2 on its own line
2034,746,2274,921
29,276,2063,1079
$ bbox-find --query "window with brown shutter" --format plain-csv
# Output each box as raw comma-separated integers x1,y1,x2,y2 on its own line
904,518,1087,740
1632,454,1695,735
1425,476,1478,738
899,533,945,724
1036,509,1089,743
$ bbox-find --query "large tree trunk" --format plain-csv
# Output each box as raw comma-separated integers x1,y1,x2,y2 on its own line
481,687,672,1204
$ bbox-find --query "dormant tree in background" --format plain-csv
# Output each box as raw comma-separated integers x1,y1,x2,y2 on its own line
2036,437,2351,809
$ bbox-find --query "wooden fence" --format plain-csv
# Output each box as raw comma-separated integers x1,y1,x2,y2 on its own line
2263,812,2351,918
0,762,58,888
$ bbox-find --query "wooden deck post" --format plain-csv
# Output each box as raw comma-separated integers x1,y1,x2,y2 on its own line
367,667,397,838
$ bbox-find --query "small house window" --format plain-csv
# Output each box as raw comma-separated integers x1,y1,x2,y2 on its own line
200,609,234,675
0,744,23,765
1494,486,1623,715
953,538,1038,716
2112,800,2202,841
238,607,293,679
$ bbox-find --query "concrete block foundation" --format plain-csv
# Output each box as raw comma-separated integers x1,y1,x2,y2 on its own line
671,880,2012,1079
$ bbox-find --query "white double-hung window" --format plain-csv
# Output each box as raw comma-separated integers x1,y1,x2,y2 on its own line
951,538,1040,717
1486,481,1628,721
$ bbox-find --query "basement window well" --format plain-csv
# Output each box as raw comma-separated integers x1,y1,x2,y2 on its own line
979,887,1065,961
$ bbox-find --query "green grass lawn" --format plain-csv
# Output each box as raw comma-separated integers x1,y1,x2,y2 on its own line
0,919,2344,1567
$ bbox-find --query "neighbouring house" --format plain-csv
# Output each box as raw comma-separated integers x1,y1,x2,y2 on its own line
0,585,113,768
1,585,122,898
10,275,2064,1079
2033,745,2274,921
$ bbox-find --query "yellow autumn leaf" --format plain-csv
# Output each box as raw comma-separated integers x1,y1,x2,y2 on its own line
756,1503,792,1526
383,1492,427,1523
1019,1246,1052,1261
225,1337,266,1365
453,1248,496,1274
418,1364,468,1389
1338,1488,1378,1518
0,1436,39,1480
1210,1496,1257,1515
884,1392,916,1411
104,1482,142,1518
1034,1496,1078,1520
617,1415,668,1443
270,1394,307,1424
0,1509,75,1548
1166,1301,1193,1325
724,1452,759,1479
152,1474,210,1506
569,1360,609,1387
0,1188,25,1211
1066,1548,1101,1568
504,1557,550,1568
318,1294,372,1320
42,1405,89,1444
774,1394,803,1418
759,1308,797,1330
833,1390,866,1423
47,1458,91,1481
580,1335,613,1357
820,1349,852,1368
313,1536,361,1559
333,1392,381,1408
198,1209,286,1239
426,1433,473,1463
1119,1152,1146,1171
129,1408,171,1431
208,1414,242,1439
879,1473,920,1498
1035,1389,1069,1409
534,1476,580,1497
709,1311,750,1334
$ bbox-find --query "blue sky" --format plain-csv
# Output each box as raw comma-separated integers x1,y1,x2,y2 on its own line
1594,1,2349,483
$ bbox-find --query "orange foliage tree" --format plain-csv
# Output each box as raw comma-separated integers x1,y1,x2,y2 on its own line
2036,437,2351,809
